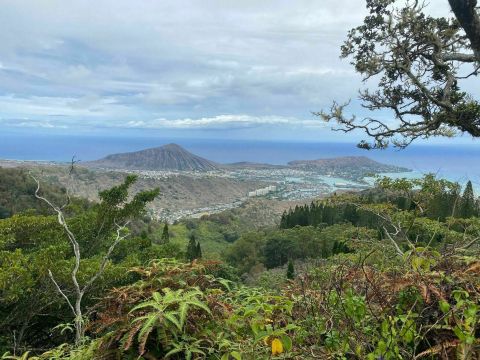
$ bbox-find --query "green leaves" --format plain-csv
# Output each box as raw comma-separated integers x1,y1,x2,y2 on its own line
323,0,480,148
343,288,366,324
448,290,479,347
222,286,296,358
439,299,451,314
404,246,441,273
3,168,479,359
130,287,211,355
0,174,161,351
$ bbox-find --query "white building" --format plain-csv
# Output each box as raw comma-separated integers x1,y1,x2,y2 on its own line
248,185,277,197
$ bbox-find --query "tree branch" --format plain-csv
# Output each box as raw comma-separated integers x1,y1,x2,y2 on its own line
382,226,406,256
82,221,130,293
442,52,478,62
32,175,82,299
47,270,76,316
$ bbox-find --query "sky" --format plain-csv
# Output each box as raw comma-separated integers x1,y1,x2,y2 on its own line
0,0,478,144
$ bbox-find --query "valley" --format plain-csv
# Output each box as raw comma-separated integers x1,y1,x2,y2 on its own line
0,143,412,223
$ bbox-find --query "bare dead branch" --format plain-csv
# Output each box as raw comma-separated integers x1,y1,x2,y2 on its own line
32,173,131,345
47,270,75,316
82,221,130,293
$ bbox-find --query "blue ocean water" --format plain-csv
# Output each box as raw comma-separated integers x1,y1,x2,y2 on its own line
1,131,479,188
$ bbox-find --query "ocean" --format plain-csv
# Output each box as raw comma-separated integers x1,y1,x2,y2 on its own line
1,131,479,188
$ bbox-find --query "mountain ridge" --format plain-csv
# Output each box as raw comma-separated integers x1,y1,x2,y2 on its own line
86,143,219,171
288,155,407,169
85,143,411,174
287,155,410,181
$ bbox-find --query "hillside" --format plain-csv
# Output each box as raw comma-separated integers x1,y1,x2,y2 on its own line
0,167,70,218
20,164,267,222
2,174,479,359
222,162,285,170
288,155,408,172
85,145,410,180
87,143,219,171
288,155,410,181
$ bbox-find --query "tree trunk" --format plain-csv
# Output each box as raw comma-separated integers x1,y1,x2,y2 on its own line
449,0,480,61
74,295,84,345
14,321,29,355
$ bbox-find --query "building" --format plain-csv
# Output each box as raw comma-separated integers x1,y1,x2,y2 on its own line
248,185,277,197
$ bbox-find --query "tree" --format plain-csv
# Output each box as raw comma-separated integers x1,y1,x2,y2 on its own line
186,234,200,262
264,236,295,269
319,0,480,149
196,241,202,259
280,211,288,229
225,232,266,274
161,222,170,244
286,260,295,280
460,180,477,217
32,174,159,345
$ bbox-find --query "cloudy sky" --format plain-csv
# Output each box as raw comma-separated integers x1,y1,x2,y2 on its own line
1,0,474,143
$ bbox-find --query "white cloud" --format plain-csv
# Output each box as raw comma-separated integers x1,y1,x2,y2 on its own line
0,118,68,129
0,0,458,139
0,113,327,131
139,114,327,129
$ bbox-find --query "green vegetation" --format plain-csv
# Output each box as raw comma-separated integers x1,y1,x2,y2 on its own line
281,176,480,229
1,170,479,359
161,223,170,244
0,172,181,353
186,234,202,262
0,168,73,219
286,260,294,280
1,1,480,358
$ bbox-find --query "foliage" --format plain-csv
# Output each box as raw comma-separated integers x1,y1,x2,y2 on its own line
225,231,266,275
130,287,211,357
286,260,295,280
318,0,480,148
226,224,365,275
164,219,235,261
2,171,480,358
282,175,479,234
0,167,82,219
161,222,170,244
460,181,478,218
32,259,293,359
10,240,480,359
186,234,202,262
0,175,163,352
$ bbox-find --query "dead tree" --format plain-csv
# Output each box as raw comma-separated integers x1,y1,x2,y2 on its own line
32,175,130,344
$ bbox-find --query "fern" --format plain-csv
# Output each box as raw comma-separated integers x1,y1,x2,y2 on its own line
129,287,211,355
